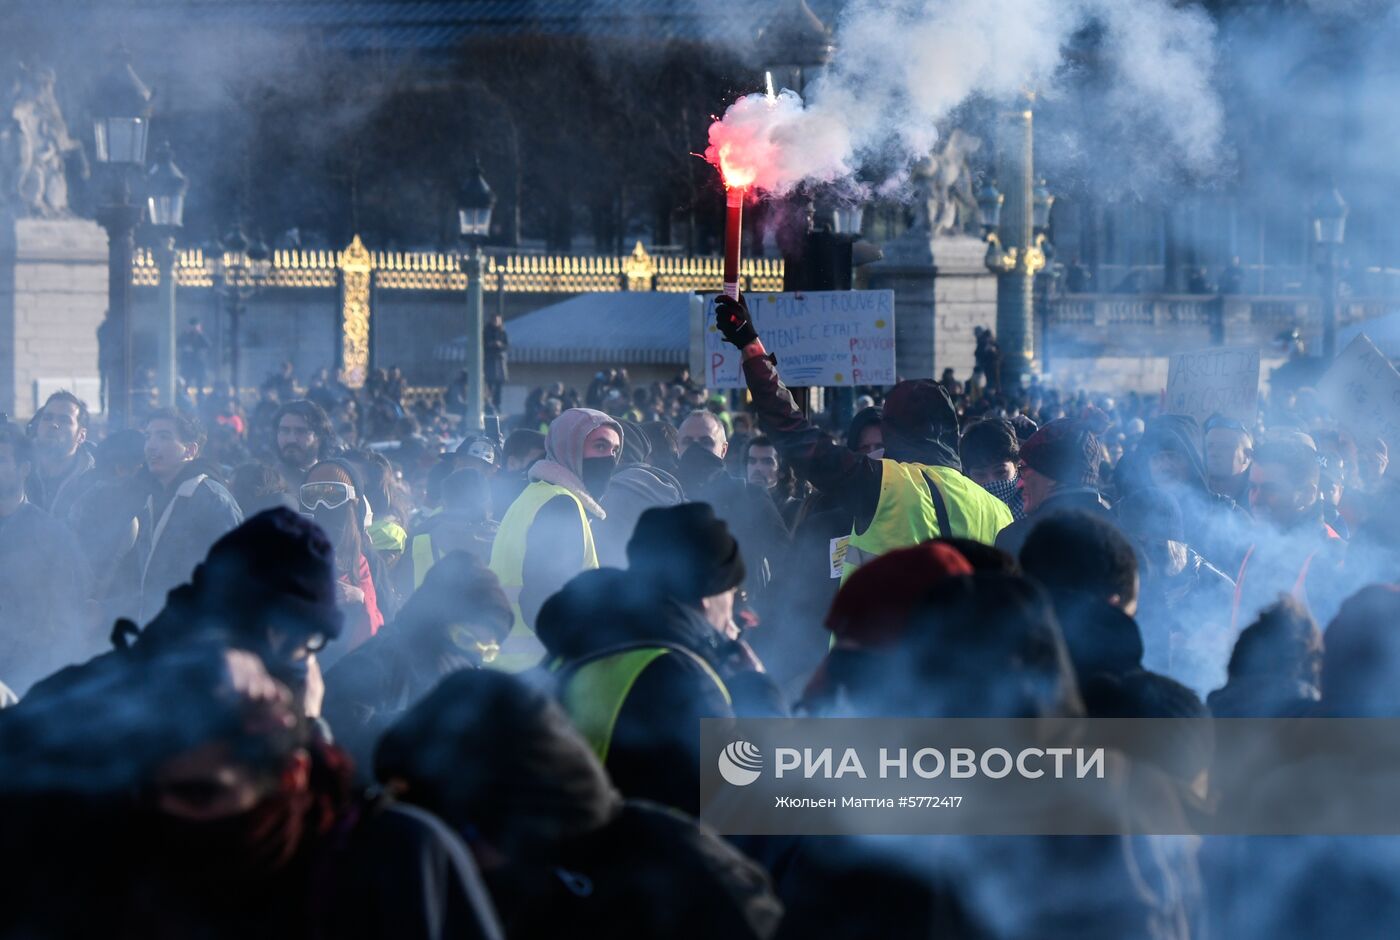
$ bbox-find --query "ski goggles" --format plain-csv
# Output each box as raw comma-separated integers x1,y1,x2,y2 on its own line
300,480,357,512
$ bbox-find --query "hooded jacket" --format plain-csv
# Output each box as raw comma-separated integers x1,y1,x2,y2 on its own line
494,408,622,630
1120,416,1252,572
594,464,684,568
2,641,504,940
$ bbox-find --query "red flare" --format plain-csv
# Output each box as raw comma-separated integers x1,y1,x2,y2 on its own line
723,186,744,300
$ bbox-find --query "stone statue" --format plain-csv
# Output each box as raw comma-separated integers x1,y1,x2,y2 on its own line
1,64,82,218
911,129,982,236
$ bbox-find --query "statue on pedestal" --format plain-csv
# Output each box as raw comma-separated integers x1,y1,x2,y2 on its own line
911,129,982,237
1,64,85,218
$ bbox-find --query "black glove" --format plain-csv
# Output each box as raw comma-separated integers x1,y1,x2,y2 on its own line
715,293,759,349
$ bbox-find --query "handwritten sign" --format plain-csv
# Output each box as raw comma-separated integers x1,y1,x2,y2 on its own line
690,290,897,389
1318,334,1400,451
1165,346,1260,426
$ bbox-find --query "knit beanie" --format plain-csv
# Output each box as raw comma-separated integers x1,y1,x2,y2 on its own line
626,502,745,604
1020,419,1101,487
194,507,344,641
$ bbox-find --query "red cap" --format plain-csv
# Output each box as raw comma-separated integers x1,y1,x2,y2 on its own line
825,542,974,648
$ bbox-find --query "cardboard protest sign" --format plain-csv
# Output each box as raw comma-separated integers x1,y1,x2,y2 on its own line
1317,334,1400,451
691,290,896,390
1165,346,1260,426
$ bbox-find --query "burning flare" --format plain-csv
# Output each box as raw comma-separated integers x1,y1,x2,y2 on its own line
716,142,757,190
703,88,852,197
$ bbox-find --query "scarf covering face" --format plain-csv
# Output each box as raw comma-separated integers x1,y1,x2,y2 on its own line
528,408,624,519
983,476,1026,521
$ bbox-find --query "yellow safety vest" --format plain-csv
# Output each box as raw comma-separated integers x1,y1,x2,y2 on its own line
842,459,1012,578
557,644,732,762
488,481,599,672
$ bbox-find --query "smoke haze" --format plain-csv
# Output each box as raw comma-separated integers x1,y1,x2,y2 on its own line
707,0,1224,196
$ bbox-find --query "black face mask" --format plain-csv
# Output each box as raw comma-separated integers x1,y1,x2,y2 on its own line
580,457,616,498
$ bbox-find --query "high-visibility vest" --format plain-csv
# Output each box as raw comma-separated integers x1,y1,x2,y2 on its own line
556,643,732,763
843,459,1012,578
488,481,599,672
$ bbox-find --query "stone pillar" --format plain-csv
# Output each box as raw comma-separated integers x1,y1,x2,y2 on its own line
864,229,996,381
0,216,109,419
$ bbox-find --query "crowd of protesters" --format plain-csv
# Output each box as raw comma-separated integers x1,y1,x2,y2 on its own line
2,291,1400,938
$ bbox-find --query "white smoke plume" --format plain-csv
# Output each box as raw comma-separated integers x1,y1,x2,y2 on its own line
707,0,1224,195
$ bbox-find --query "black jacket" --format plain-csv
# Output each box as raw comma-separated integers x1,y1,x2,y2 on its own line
484,802,781,940
535,568,785,815
676,446,789,596
323,622,480,782
377,664,782,940
994,486,1113,560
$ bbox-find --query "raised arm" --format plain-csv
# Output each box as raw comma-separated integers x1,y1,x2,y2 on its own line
715,294,883,530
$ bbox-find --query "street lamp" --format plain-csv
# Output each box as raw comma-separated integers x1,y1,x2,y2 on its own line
93,54,151,166
832,204,864,236
92,50,152,428
755,0,834,98
1312,186,1348,360
982,101,1046,389
214,224,270,391
147,142,186,408
458,159,495,434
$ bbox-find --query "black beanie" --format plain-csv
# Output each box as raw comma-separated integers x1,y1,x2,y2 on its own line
1021,418,1101,487
626,502,746,604
194,507,344,641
